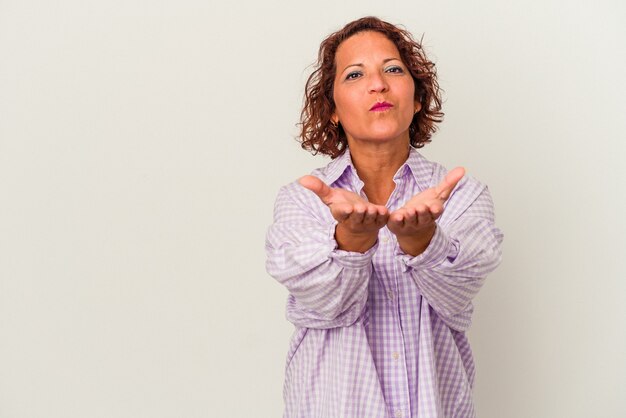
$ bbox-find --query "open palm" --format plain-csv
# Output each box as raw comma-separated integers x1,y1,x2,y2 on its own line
387,166,465,238
298,175,389,235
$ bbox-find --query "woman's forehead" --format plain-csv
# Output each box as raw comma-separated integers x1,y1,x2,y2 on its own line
335,31,401,64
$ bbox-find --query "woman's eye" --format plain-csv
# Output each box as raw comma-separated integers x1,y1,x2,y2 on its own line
346,71,362,80
385,66,404,73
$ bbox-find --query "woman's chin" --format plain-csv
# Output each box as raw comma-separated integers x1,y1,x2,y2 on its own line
349,130,410,145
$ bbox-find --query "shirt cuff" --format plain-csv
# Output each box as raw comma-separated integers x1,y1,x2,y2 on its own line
327,223,378,268
395,224,457,271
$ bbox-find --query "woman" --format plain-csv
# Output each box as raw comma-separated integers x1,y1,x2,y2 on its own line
266,16,503,418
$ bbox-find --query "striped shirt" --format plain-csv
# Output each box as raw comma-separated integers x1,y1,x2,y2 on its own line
265,146,504,418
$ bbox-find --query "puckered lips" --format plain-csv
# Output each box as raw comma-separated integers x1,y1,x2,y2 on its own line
370,101,393,112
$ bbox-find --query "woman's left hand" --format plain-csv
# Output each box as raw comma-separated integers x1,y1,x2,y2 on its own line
387,167,465,256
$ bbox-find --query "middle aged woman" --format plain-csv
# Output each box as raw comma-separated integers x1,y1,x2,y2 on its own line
266,16,504,418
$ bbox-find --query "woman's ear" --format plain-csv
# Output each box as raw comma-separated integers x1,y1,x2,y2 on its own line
414,101,422,114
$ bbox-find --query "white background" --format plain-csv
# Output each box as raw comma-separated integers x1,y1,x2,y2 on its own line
1,1,625,417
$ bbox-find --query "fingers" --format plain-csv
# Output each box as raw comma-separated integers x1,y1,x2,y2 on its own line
374,211,390,228
338,203,389,232
332,202,354,222
388,208,407,230
362,204,378,225
298,174,389,230
298,175,333,204
356,204,389,225
388,204,438,235
429,202,444,220
435,166,465,200
416,204,435,225
350,202,368,224
404,205,435,227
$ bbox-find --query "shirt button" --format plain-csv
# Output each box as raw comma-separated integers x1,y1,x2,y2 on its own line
387,291,394,300
381,236,389,243
395,410,403,418
392,352,400,361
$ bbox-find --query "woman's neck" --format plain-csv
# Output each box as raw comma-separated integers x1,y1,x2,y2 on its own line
347,138,410,205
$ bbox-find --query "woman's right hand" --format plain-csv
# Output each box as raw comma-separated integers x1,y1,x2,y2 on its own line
299,175,389,253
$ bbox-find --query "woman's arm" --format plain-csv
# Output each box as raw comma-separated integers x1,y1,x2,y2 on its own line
395,182,504,332
265,181,386,329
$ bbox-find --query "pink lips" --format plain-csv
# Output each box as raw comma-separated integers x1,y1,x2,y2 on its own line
370,101,393,111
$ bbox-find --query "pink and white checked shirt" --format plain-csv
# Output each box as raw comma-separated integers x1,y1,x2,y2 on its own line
265,147,504,418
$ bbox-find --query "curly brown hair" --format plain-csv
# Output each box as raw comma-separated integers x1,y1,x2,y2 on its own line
298,16,444,159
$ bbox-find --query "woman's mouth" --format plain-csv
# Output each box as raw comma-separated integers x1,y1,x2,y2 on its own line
370,102,394,111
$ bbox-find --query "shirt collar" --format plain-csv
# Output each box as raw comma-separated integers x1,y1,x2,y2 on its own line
323,145,434,192
403,146,434,192
323,148,357,186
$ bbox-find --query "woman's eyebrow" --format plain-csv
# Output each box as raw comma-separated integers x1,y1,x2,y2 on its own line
341,57,402,73
341,63,364,73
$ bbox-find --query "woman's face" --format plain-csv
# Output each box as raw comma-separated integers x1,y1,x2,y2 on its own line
332,31,420,146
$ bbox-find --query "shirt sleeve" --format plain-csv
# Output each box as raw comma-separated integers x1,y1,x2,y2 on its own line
395,183,504,332
265,183,376,329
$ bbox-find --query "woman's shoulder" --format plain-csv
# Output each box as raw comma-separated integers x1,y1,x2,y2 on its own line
410,149,487,192
411,150,490,222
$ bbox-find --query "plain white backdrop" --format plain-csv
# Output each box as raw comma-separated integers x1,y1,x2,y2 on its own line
1,1,624,417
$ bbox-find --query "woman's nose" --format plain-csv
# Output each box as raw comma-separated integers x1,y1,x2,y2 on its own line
368,72,388,93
